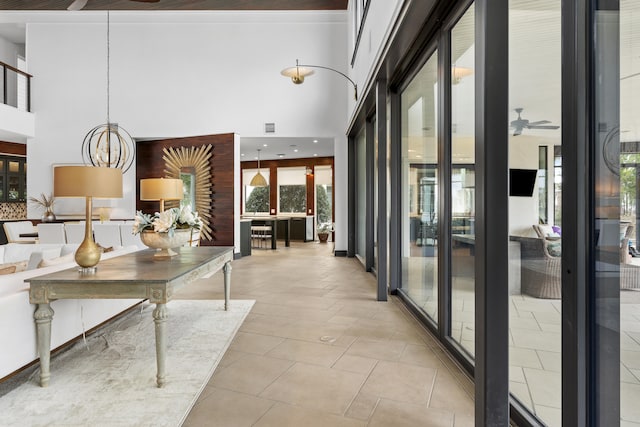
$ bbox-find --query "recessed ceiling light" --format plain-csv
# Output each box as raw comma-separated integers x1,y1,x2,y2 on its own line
416,155,422,158
314,153,318,156
294,149,299,152
278,154,285,158
313,140,318,143
263,144,268,147
241,153,245,156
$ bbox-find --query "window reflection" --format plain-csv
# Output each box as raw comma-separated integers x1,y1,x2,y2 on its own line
400,51,439,322
508,1,562,425
450,4,476,355
620,1,640,424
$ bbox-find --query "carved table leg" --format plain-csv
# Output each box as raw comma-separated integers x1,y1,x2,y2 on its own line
223,261,232,311
34,303,54,387
153,303,168,388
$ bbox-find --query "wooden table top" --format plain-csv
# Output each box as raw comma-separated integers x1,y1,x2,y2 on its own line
26,246,234,286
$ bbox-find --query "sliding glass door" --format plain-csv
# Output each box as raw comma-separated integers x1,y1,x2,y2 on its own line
400,50,439,323
449,4,476,356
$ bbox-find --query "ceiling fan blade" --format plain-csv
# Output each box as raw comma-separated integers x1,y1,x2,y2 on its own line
528,125,560,130
527,120,550,126
513,128,522,136
67,0,88,11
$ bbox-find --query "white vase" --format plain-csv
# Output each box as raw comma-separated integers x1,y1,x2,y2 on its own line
140,229,192,258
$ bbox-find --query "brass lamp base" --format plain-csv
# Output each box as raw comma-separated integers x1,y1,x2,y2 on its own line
75,238,101,270
75,196,101,272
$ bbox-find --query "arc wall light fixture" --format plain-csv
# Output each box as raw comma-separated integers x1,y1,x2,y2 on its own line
281,59,358,100
81,11,135,173
250,149,268,187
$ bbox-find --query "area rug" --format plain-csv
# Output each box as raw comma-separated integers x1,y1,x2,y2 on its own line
0,299,254,427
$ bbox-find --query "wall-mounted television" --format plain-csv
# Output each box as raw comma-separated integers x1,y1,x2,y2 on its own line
509,169,537,197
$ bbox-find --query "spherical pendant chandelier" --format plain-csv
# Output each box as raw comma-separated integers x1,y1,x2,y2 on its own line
81,11,135,173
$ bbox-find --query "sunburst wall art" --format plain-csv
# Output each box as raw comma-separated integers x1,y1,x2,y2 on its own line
162,145,213,241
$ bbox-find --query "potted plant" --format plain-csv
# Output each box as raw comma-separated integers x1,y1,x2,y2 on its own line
28,193,56,222
316,222,334,243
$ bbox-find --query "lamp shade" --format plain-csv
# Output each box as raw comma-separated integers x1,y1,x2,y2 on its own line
54,166,123,198
280,66,314,84
139,178,183,201
249,172,268,187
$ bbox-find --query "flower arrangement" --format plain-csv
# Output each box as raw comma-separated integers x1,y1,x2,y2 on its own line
133,205,202,237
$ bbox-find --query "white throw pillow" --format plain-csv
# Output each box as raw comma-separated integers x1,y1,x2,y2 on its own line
27,248,63,270
38,252,75,268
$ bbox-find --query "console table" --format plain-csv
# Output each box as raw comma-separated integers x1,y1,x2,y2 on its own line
27,246,234,388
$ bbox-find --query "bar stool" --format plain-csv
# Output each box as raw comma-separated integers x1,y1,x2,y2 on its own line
251,225,272,249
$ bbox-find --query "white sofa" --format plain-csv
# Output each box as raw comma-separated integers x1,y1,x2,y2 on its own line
0,243,143,380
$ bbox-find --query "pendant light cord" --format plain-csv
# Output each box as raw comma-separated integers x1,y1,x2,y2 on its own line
106,10,110,125
257,149,261,172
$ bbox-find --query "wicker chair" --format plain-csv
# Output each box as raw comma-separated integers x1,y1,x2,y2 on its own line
514,236,562,299
515,232,640,297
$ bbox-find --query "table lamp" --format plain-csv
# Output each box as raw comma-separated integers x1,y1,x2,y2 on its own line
139,178,183,212
54,166,123,272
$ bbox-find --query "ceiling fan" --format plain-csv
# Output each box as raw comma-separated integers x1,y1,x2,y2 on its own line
68,0,159,11
510,107,559,136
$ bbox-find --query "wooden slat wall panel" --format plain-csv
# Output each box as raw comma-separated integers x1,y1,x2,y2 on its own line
136,133,235,247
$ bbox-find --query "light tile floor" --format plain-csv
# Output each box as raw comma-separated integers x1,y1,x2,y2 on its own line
403,250,640,427
177,242,475,427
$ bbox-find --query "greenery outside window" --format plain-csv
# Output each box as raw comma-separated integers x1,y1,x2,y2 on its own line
277,167,306,215
315,165,333,225
243,168,269,214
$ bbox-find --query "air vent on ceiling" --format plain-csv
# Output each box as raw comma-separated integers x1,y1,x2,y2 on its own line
265,123,275,133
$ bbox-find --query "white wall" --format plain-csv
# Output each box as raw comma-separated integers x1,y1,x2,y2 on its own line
0,36,20,67
0,34,32,143
334,134,348,250
0,35,23,118
508,135,560,236
347,0,404,118
25,12,348,224
234,133,240,252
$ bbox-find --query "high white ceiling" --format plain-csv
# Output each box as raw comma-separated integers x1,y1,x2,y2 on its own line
0,11,340,157
240,136,334,161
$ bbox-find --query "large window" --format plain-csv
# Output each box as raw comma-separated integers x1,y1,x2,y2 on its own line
277,167,306,214
243,169,270,214
315,166,333,226
400,50,439,323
